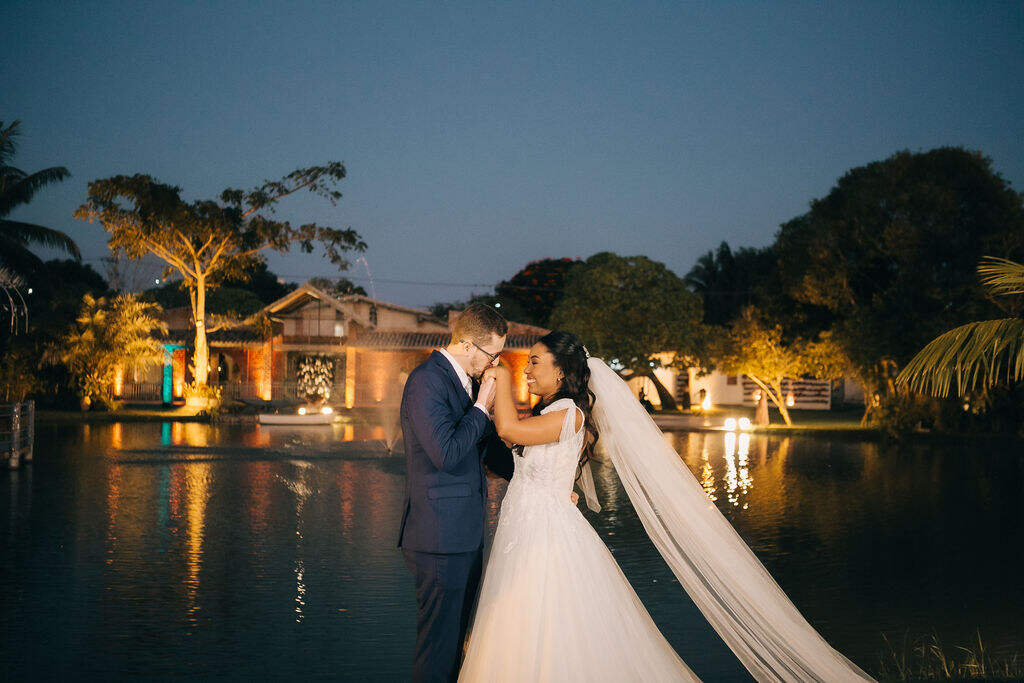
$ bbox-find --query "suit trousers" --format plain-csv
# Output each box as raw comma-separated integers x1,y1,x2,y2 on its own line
403,547,484,683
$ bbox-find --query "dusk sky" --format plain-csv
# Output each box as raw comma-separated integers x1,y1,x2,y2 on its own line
4,1,1023,309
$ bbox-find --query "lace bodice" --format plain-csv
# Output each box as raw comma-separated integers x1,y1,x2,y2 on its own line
514,398,585,496
497,399,585,554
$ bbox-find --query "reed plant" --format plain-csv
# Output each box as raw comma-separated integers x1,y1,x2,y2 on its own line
876,629,1023,681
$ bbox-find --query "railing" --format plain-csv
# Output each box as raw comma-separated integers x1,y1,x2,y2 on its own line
112,382,164,401
1,401,34,469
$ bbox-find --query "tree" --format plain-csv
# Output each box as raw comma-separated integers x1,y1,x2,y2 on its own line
141,280,265,318
897,257,1024,397
684,242,776,327
44,293,167,410
773,147,1024,419
494,257,582,326
309,276,367,297
549,252,705,409
74,163,366,387
0,120,80,277
0,267,28,334
428,292,529,326
712,307,846,426
221,259,297,304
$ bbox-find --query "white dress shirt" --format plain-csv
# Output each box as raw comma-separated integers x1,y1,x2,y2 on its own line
439,348,490,418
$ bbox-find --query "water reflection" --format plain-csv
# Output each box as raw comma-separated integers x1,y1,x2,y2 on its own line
1,423,1021,681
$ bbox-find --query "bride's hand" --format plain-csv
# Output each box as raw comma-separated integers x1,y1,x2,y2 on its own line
483,364,511,384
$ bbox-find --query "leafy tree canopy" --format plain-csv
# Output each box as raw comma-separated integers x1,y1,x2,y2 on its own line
74,163,365,386
774,147,1024,394
494,257,582,327
308,276,367,298
549,252,705,370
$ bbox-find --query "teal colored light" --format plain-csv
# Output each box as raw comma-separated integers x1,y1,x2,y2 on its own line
162,344,185,404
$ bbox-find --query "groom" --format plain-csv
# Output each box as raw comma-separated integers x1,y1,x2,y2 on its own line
397,303,515,683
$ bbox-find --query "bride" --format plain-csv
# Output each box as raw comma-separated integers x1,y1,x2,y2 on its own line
458,331,874,682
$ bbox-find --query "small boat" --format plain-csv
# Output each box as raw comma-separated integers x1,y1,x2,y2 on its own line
257,405,336,425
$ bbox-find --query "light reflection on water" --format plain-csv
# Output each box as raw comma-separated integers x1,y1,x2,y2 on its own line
2,423,1022,681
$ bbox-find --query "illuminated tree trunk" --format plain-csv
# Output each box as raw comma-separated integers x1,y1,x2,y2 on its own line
773,379,793,426
191,275,210,387
747,375,793,426
755,392,769,425
639,369,677,411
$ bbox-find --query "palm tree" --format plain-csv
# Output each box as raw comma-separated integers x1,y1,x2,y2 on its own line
896,257,1024,396
0,120,80,276
44,293,167,410
0,266,29,333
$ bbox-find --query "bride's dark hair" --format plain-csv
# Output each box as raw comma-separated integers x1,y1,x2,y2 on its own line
531,330,599,482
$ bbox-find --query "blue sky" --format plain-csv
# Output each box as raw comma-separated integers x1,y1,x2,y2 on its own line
4,1,1023,308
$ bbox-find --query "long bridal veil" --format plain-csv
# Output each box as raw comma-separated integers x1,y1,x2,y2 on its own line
580,357,874,683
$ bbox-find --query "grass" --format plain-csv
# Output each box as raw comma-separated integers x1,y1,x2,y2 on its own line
875,630,1024,681
659,404,873,434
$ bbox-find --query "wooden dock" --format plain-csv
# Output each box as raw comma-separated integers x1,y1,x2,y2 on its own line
2,401,35,469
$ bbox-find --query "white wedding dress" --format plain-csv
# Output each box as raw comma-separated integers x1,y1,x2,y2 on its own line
459,358,875,683
459,398,700,682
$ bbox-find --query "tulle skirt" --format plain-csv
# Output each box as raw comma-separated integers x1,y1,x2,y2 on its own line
459,485,700,682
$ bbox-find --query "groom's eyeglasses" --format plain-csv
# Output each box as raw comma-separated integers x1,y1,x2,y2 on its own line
461,339,501,365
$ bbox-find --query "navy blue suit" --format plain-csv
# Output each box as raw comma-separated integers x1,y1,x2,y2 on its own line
398,351,513,683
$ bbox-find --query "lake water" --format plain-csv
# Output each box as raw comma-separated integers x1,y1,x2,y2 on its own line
2,422,1022,681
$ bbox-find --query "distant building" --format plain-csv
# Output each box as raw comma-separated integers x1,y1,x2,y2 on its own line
114,282,548,406
621,352,864,411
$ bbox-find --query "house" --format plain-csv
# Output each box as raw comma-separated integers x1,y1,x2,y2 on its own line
115,282,548,406
619,352,864,411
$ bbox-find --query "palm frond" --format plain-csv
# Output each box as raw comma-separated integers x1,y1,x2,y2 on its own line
978,256,1024,297
0,166,71,216
0,266,25,289
0,120,21,164
0,237,46,276
0,219,81,258
896,318,1024,397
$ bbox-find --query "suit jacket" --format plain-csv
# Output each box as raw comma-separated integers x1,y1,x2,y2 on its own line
397,351,514,553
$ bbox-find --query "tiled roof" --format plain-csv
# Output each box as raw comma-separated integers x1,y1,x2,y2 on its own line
350,331,543,351
158,327,264,345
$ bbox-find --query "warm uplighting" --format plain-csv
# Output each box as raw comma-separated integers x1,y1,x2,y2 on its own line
786,392,795,407
320,406,333,415
345,347,357,409
723,416,754,432
298,407,307,415
172,349,187,399
112,365,124,398
701,394,712,411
